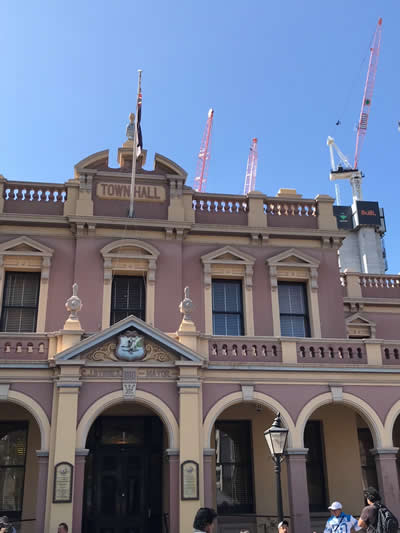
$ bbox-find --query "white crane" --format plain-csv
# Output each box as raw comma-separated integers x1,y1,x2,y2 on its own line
327,136,362,204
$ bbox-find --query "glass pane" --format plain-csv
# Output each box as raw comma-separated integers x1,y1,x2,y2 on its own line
213,313,242,336
0,467,25,512
0,425,27,466
212,281,242,313
280,315,306,337
278,283,306,314
3,272,40,307
1,308,37,333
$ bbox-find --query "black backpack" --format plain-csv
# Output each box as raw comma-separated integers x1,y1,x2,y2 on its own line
375,503,399,533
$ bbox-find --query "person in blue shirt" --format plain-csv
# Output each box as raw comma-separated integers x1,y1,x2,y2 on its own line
321,501,361,533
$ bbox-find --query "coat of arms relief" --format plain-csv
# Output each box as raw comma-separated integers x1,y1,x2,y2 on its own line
84,330,175,362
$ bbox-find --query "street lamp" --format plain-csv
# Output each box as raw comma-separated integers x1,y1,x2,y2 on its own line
264,412,289,523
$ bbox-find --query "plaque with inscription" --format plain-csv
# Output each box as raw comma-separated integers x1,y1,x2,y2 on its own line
181,460,199,500
53,462,73,503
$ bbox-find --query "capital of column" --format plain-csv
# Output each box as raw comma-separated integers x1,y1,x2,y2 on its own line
371,447,399,456
286,448,309,456
165,448,179,462
36,450,49,463
75,448,90,464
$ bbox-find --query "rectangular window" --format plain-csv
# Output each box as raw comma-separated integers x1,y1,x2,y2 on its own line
305,420,327,512
0,272,40,333
358,428,378,491
212,280,244,336
0,422,28,519
110,276,146,325
215,420,254,514
278,282,310,337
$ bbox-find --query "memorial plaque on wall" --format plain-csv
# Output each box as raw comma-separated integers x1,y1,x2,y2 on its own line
53,462,73,503
181,460,199,500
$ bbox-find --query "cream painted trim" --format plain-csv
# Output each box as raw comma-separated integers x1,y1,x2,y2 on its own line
0,237,54,333
203,390,296,449
76,389,179,449
383,400,400,448
295,392,384,449
201,246,256,336
100,239,160,329
267,248,321,338
6,390,51,449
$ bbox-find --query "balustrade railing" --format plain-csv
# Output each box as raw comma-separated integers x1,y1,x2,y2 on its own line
0,334,49,360
263,198,317,217
209,339,282,362
382,344,400,364
192,194,248,214
297,341,366,363
4,184,67,204
359,274,400,289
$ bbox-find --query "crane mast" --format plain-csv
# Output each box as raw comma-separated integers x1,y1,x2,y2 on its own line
354,17,383,169
193,109,214,192
243,138,258,195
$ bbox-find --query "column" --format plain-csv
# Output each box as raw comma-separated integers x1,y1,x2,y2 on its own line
372,448,400,518
177,363,202,533
166,449,180,533
72,448,89,533
203,449,215,508
47,367,81,531
286,448,311,533
35,451,49,533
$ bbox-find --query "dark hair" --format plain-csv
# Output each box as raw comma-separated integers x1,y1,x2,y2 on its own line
58,524,69,532
365,487,381,503
193,508,217,530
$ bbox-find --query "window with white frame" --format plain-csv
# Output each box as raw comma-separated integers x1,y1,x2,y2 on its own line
212,279,244,336
0,272,41,332
278,281,310,337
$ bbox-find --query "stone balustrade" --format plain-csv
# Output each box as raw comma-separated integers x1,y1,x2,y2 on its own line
382,343,400,364
297,340,366,364
209,339,282,362
0,334,49,361
360,274,400,289
263,198,317,217
4,184,67,203
341,272,400,299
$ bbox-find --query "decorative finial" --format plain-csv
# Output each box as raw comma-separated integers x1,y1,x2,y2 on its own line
179,286,193,321
126,112,135,141
65,283,82,320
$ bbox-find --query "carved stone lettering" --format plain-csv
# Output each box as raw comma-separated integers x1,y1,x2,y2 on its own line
97,183,166,202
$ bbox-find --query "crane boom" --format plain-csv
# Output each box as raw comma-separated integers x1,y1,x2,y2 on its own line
243,138,258,195
193,109,214,192
354,17,383,169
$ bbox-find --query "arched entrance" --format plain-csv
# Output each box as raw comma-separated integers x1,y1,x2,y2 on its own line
300,402,378,524
82,402,169,533
0,399,46,533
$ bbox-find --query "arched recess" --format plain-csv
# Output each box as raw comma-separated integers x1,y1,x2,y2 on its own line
295,392,384,448
100,239,160,328
5,390,51,450
76,390,179,450
383,399,400,448
203,391,296,449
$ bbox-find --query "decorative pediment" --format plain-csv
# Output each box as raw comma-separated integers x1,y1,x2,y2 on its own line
56,315,205,364
201,246,256,288
266,248,320,291
100,239,160,283
266,248,320,268
0,236,53,257
346,313,376,338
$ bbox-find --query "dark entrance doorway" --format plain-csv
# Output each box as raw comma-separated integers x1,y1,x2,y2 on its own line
83,416,163,533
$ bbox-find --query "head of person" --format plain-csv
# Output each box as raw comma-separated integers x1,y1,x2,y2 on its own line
193,507,217,533
57,523,68,533
364,487,381,506
278,520,289,533
328,502,343,517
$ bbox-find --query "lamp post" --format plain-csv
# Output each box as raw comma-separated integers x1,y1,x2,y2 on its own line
264,412,289,523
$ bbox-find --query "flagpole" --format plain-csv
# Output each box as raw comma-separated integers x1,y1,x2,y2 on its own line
128,69,142,218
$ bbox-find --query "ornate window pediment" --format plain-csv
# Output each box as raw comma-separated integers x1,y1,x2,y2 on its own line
266,248,320,291
201,246,256,288
346,313,376,339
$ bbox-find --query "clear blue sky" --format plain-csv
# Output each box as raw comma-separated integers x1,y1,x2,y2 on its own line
1,1,399,270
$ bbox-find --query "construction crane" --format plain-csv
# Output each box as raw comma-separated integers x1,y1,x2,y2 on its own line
328,17,382,204
193,108,214,192
243,138,258,195
354,17,383,169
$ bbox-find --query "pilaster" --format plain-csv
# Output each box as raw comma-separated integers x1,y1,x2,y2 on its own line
371,448,400,518
35,450,49,533
177,363,202,533
315,194,337,230
247,191,267,228
72,448,90,533
166,448,180,533
286,448,311,533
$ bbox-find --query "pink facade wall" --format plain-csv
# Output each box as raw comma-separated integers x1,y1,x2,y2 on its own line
359,313,400,340
11,382,53,420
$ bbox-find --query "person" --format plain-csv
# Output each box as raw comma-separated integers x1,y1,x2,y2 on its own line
0,516,16,533
57,523,68,533
278,519,289,533
358,487,381,533
319,501,360,533
193,507,217,533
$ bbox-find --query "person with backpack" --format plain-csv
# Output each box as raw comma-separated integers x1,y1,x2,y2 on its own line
358,487,398,533
319,501,361,533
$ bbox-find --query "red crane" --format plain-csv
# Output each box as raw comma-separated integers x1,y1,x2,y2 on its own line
243,138,258,195
354,17,383,169
193,109,214,192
